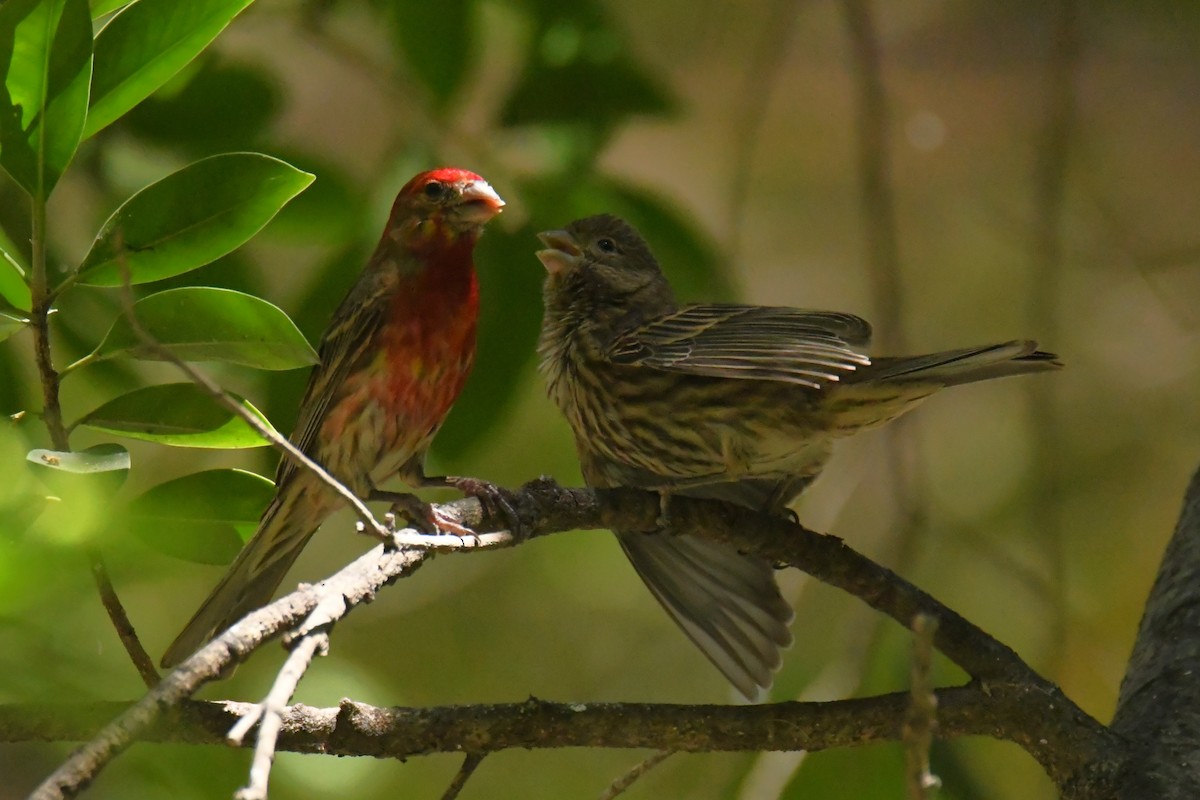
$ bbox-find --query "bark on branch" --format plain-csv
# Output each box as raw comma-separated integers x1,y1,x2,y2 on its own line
1109,463,1200,798
19,466,1200,799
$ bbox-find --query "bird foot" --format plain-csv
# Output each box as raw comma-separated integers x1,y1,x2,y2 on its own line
439,476,525,541
370,490,477,541
656,490,672,530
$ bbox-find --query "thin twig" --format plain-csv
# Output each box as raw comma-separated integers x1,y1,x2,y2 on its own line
439,753,486,800
28,197,68,451
724,0,800,277
88,552,160,688
111,261,392,542
230,632,330,800
904,614,940,800
1028,0,1080,678
599,750,673,800
841,0,929,566
841,0,902,352
26,187,158,689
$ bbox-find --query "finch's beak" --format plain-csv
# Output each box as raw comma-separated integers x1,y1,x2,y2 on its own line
536,230,582,275
454,180,505,224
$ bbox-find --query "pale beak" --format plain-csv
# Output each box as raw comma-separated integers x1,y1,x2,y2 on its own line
455,180,505,224
536,230,582,275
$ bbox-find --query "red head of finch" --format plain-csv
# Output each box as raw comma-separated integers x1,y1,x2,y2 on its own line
162,168,503,667
535,213,1059,699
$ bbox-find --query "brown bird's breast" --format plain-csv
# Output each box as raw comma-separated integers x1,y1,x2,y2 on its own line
544,336,832,490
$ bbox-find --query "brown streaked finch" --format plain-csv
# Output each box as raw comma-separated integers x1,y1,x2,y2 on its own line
535,213,1060,699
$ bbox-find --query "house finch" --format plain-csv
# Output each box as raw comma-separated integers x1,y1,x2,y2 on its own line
161,168,504,667
535,213,1060,699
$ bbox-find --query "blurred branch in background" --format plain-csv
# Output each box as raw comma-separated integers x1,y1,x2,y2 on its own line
724,0,800,276
1029,0,1080,679
599,750,673,800
903,613,941,800
438,753,486,800
841,0,928,553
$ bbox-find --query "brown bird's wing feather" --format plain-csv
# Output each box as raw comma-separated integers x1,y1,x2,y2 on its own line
606,305,873,390
618,531,792,700
276,284,391,487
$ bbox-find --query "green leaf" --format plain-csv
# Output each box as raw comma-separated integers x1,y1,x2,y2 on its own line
26,442,130,495
381,0,475,110
123,58,280,153
0,225,31,311
90,0,134,17
85,0,258,138
77,153,314,286
0,0,93,197
90,286,318,370
123,468,272,563
502,59,672,129
500,7,672,130
0,300,28,343
262,151,364,244
77,382,275,448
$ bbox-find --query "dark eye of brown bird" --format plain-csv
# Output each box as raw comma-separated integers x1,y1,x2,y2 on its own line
596,237,617,253
423,181,446,200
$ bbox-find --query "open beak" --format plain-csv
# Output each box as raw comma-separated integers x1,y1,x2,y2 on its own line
536,230,582,275
454,180,505,224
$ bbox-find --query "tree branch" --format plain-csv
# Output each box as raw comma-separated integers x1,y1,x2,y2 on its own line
87,553,160,689
1110,463,1200,798
19,478,1120,798
0,684,1094,765
903,614,940,799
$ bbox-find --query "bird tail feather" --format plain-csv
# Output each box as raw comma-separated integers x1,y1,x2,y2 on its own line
160,484,325,668
855,340,1061,386
619,531,793,700
827,340,1061,435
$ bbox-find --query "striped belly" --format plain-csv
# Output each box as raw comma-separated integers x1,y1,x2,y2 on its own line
559,360,829,489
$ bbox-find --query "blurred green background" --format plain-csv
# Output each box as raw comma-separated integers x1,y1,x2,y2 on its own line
3,1,1200,798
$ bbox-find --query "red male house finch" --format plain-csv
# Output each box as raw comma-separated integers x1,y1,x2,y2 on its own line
535,214,1060,699
162,168,504,667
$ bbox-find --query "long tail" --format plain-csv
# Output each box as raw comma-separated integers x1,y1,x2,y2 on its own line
854,340,1061,386
160,478,330,667
827,340,1061,435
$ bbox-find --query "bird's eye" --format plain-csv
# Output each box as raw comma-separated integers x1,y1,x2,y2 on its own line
423,181,446,200
596,238,617,253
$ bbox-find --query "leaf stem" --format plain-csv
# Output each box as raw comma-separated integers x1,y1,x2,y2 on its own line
29,194,69,451
59,350,98,378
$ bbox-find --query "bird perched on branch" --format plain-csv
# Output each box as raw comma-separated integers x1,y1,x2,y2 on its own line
535,213,1060,699
162,168,505,667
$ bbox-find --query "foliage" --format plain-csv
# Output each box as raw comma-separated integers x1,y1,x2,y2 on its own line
2,1,1196,799
0,0,717,565
0,0,723,796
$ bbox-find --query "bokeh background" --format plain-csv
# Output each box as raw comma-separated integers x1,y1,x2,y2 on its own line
3,1,1200,798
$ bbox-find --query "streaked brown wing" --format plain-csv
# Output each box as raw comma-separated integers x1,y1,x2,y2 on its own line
275,289,390,487
606,304,872,389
